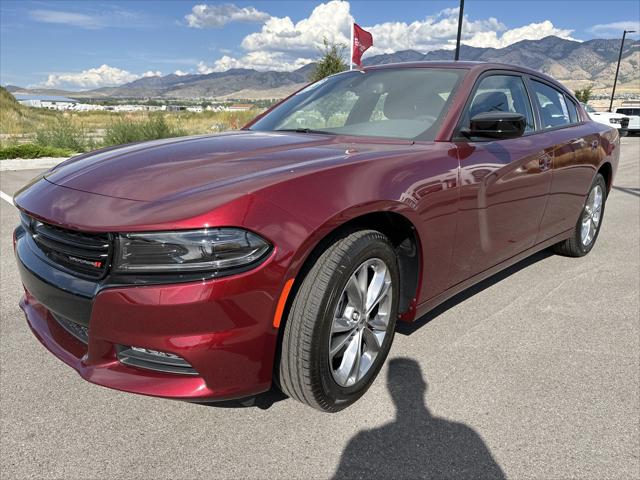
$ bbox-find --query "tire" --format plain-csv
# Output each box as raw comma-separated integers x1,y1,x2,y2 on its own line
278,230,399,412
552,173,607,257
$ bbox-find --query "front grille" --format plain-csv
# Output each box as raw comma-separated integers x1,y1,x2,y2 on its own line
21,213,111,279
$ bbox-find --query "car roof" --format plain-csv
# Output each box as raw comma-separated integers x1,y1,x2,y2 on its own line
363,61,571,95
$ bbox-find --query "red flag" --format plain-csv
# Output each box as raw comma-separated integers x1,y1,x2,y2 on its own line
352,23,373,67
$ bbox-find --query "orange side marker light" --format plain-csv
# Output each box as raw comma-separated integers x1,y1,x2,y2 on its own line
273,278,295,329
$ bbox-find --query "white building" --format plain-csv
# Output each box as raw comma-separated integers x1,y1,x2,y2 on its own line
14,94,79,110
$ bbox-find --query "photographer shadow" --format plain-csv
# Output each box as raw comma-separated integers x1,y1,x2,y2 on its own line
333,358,505,479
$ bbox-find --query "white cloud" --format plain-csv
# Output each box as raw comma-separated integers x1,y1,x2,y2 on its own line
43,64,141,89
174,70,189,76
197,61,216,74
366,10,506,54
196,1,577,73
29,7,146,30
199,52,313,73
240,1,352,55
588,21,640,35
29,9,103,29
186,3,270,28
142,70,162,78
463,20,576,49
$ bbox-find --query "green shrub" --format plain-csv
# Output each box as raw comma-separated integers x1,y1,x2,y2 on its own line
0,143,74,159
35,117,89,152
310,39,347,82
103,114,187,146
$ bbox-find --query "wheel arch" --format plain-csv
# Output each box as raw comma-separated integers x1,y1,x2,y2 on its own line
272,207,423,388
283,207,423,326
597,161,613,193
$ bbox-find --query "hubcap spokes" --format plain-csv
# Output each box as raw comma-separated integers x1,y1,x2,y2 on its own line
581,184,603,247
329,258,392,387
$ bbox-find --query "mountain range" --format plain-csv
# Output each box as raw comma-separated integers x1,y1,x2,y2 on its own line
6,36,639,100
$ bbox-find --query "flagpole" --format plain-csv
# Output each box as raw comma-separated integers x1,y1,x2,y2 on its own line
349,21,353,70
454,0,464,61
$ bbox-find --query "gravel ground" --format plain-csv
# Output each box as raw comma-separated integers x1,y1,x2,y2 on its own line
0,138,638,479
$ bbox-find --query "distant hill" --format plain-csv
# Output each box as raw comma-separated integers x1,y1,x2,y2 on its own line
7,36,639,100
0,86,20,110
364,36,639,91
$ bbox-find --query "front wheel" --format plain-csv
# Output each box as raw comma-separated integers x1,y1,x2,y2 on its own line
278,230,399,412
552,173,607,257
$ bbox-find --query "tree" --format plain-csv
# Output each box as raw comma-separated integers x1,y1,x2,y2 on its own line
574,85,593,104
309,39,347,82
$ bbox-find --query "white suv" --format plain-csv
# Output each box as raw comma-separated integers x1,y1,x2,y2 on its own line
615,105,640,135
583,103,629,136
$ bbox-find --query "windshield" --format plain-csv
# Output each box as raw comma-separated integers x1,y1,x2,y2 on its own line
617,108,640,116
249,68,466,141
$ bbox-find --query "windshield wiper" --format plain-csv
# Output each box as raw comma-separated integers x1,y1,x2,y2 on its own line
273,128,335,135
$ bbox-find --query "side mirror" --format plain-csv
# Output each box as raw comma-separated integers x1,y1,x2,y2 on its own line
461,112,526,140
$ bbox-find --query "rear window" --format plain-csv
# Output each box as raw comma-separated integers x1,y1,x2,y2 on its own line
565,98,579,123
530,80,571,129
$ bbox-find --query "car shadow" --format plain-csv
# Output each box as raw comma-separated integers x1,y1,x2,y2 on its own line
332,358,505,479
397,249,554,336
611,185,640,198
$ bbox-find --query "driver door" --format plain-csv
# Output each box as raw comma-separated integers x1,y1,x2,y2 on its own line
449,73,553,285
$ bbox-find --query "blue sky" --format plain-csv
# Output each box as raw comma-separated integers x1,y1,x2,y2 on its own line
1,0,639,89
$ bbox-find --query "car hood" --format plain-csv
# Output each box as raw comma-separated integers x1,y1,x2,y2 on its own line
44,131,414,202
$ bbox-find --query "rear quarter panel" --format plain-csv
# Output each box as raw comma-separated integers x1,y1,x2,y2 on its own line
543,119,618,237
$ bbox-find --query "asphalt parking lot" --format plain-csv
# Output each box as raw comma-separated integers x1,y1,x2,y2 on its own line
1,137,638,480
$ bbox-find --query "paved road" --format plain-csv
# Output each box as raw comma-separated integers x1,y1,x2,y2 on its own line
1,138,638,479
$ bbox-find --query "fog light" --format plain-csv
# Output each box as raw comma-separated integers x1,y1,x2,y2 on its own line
117,345,198,376
131,346,180,359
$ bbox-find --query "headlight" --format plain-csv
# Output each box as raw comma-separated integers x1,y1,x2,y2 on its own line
609,118,621,124
113,228,271,273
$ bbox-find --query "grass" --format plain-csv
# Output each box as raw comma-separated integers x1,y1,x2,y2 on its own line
0,143,75,159
0,87,260,158
35,117,95,152
103,115,186,146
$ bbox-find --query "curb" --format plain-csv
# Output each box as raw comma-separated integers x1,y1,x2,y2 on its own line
0,157,70,172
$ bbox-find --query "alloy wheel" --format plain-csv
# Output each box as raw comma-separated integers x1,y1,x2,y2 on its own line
329,258,393,387
581,184,603,247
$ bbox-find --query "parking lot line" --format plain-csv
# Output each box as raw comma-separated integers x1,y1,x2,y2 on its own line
0,191,14,206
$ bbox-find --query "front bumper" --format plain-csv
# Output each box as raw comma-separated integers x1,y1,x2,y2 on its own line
16,231,280,401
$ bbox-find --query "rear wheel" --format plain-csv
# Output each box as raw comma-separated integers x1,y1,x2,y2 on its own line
552,173,607,257
278,230,399,412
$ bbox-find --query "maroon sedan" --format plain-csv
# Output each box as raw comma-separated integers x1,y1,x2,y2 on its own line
13,62,618,412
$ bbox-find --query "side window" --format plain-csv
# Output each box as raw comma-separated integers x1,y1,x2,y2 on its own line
530,80,571,129
465,75,535,132
565,97,579,123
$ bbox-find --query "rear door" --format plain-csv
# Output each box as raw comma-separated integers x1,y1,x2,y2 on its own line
449,72,552,284
528,79,601,241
